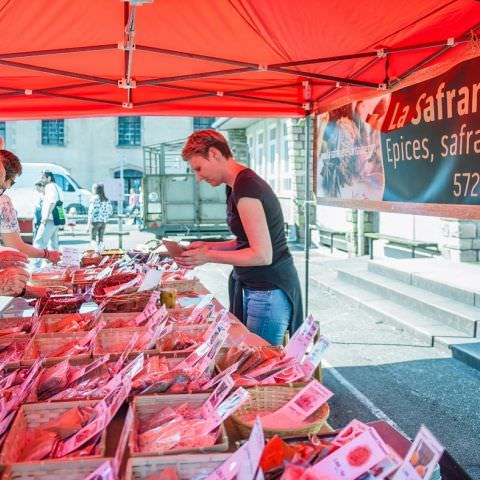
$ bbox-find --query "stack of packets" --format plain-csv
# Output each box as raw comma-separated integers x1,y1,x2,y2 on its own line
216,314,330,386
132,375,249,455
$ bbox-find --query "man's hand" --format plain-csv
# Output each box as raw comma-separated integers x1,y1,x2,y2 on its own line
47,250,61,264
175,247,210,268
0,267,29,296
0,249,29,269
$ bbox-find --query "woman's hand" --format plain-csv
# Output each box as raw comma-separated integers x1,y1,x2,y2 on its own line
47,250,61,264
175,247,211,268
186,241,206,250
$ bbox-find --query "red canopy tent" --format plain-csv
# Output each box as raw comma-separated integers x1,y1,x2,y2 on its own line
0,0,478,120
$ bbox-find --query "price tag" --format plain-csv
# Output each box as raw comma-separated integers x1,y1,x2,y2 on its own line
202,360,242,391
138,269,162,292
186,293,214,323
206,416,264,480
392,426,444,480
284,314,318,361
332,419,370,447
202,374,235,416
261,380,333,427
308,428,389,479
301,335,331,378
61,246,81,266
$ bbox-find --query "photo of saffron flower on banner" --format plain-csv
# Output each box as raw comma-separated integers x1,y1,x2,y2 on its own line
315,94,391,201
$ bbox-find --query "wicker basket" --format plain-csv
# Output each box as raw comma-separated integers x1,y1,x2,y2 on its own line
21,333,93,366
0,400,107,464
94,327,157,358
130,394,229,457
1,458,115,480
126,453,230,480
231,385,330,439
101,292,152,313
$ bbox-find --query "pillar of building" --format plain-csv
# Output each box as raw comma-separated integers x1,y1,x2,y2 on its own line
226,128,249,166
440,219,480,262
345,209,378,255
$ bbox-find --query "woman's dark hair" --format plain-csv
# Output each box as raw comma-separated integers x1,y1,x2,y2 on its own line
42,170,55,183
93,183,108,202
0,150,22,181
182,129,232,161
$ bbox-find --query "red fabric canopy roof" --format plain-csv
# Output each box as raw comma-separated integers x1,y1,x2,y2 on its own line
0,0,478,119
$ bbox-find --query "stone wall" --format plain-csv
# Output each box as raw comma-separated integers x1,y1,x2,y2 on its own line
440,219,480,262
345,209,378,255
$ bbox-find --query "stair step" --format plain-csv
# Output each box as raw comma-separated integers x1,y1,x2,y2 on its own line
450,342,480,371
311,275,473,347
368,259,480,307
337,268,480,337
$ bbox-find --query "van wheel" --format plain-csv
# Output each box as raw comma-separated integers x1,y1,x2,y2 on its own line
67,203,87,215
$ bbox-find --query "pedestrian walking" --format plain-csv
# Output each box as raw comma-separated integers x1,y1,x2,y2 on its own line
87,183,113,252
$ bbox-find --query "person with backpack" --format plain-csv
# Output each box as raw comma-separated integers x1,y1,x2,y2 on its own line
34,170,65,254
87,183,113,252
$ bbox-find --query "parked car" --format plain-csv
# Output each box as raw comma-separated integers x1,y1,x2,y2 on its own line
8,162,92,217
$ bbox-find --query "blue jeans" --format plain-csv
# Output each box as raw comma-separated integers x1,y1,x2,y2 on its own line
243,288,292,346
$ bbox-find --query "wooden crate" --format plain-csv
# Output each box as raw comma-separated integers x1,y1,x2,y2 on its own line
1,458,115,480
38,313,96,334
156,325,209,354
21,333,93,366
130,394,229,457
0,336,32,369
94,327,157,358
126,453,230,480
0,400,107,464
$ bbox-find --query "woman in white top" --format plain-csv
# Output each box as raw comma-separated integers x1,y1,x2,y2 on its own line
87,183,113,252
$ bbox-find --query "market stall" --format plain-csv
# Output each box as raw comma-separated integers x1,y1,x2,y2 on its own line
0,1,478,478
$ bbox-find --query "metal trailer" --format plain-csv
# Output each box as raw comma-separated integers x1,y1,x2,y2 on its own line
143,139,230,238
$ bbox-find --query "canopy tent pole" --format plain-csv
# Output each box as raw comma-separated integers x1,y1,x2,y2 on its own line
303,114,312,315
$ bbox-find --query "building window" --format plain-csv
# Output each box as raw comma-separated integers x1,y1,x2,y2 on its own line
193,117,215,131
41,120,64,146
247,136,254,167
118,116,141,146
282,122,292,192
0,122,5,146
257,132,264,176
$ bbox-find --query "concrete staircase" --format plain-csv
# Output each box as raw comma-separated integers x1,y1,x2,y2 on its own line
311,257,480,371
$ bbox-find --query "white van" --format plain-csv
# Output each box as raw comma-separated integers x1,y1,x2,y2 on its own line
8,163,92,218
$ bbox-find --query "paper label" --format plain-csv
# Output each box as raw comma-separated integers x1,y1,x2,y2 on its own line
103,276,140,297
95,266,113,281
307,428,390,479
261,380,333,425
202,360,242,391
392,425,444,480
138,268,163,292
284,314,318,361
133,291,160,325
202,375,235,416
332,419,370,447
176,342,211,371
186,293,214,323
301,335,331,378
367,447,403,479
61,246,81,266
82,461,116,480
206,416,263,480
202,387,249,434
192,327,228,377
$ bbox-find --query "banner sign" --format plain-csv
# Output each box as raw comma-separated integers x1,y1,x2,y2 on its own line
315,55,480,207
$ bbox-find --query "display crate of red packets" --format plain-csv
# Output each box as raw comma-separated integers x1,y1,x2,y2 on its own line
101,292,153,313
21,332,95,366
130,352,215,395
130,394,229,457
92,272,140,300
39,312,97,334
1,458,115,480
94,327,157,358
0,400,107,464
126,453,230,480
100,312,141,329
0,316,37,338
156,325,209,354
36,295,84,316
29,269,69,288
0,336,32,369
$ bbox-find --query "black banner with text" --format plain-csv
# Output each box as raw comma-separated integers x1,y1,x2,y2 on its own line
315,55,480,206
